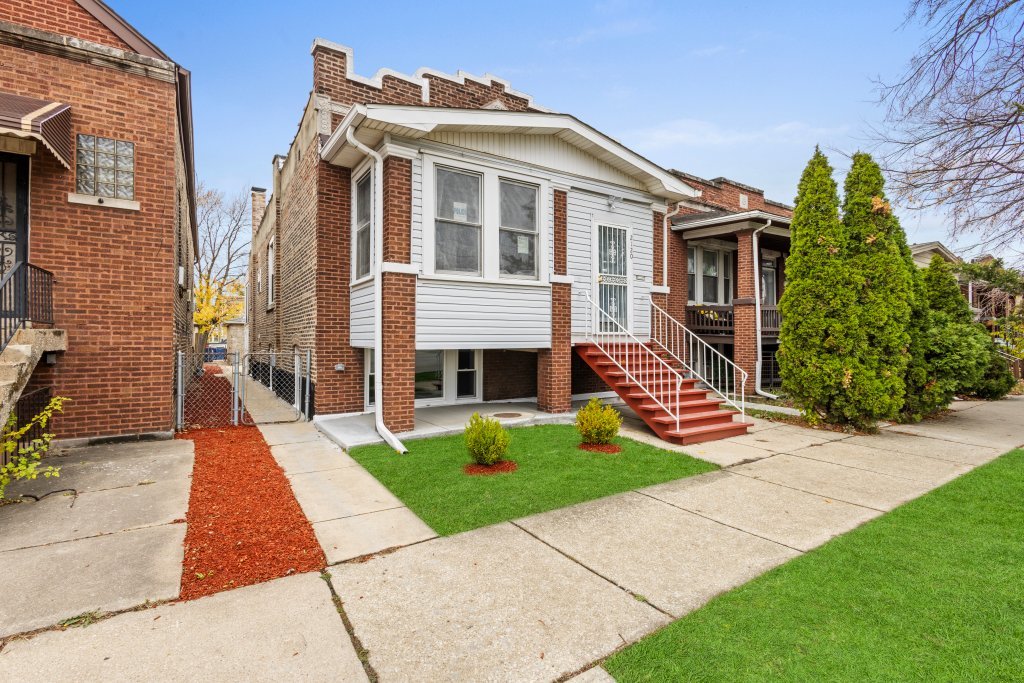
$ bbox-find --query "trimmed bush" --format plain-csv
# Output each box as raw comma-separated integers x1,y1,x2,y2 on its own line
962,347,1017,399
464,413,510,466
575,398,622,445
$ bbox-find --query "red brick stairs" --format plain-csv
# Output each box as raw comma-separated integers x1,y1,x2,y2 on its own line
576,342,751,445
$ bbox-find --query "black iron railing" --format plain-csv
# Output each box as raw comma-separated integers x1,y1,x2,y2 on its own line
0,262,54,353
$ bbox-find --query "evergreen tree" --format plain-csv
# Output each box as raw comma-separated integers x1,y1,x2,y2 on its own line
922,254,973,324
899,252,937,422
840,152,912,423
778,149,867,425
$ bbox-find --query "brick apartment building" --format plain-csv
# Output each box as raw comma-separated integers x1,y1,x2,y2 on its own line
0,0,196,440
248,39,793,447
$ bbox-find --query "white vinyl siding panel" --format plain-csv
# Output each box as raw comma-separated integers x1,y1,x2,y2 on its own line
423,132,645,191
567,190,653,339
416,280,551,348
411,155,424,266
350,282,375,347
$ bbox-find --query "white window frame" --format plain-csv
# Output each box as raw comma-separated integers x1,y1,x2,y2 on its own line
687,242,737,305
498,178,541,280
364,348,483,409
351,158,374,285
266,237,275,309
421,154,549,284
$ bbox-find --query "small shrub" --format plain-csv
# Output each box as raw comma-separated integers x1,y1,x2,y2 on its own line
464,413,510,466
1,396,68,500
575,398,622,445
962,348,1017,400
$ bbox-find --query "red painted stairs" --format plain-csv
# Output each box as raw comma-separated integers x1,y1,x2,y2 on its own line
576,342,751,445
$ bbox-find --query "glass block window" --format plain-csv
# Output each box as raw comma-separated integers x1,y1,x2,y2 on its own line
76,135,135,200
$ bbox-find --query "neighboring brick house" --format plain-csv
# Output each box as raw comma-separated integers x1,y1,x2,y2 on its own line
0,0,196,441
249,38,793,447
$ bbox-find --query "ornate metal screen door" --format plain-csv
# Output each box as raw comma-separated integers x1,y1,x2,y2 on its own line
0,153,29,279
596,223,629,332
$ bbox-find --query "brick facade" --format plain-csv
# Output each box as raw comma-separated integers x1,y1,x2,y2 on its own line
0,10,195,439
379,156,414,431
733,229,758,390
537,283,572,413
482,350,537,401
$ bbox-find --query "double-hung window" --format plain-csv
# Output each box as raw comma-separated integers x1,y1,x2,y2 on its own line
498,179,538,277
434,167,482,275
267,237,275,308
687,247,696,299
702,250,720,304
354,172,372,279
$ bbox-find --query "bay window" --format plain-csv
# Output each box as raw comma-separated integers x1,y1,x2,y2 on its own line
687,247,696,297
435,167,482,275
702,250,719,304
688,246,736,305
354,172,372,280
498,179,538,277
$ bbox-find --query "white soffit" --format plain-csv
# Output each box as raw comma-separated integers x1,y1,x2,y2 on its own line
321,105,698,200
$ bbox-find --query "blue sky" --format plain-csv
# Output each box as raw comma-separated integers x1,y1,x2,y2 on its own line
115,0,962,248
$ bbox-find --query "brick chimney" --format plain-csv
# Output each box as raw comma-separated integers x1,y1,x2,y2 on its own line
251,187,267,232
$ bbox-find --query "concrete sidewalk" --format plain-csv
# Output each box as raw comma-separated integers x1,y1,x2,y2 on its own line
2,397,1020,681
0,439,193,638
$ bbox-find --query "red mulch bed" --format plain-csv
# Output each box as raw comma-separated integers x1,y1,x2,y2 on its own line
579,443,622,454
463,461,519,475
176,425,325,600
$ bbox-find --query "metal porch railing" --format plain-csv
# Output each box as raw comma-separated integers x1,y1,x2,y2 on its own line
581,291,686,432
651,299,746,418
0,262,55,353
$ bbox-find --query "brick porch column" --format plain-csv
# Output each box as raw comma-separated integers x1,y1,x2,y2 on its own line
733,229,758,393
538,188,572,413
380,155,415,432
651,208,668,311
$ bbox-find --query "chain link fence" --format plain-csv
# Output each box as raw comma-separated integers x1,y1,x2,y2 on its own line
174,350,312,431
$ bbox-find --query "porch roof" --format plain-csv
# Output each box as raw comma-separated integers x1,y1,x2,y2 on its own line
0,92,73,169
671,209,790,239
320,104,699,201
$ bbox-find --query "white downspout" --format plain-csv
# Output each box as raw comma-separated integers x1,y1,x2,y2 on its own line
752,220,778,400
663,202,683,288
345,126,408,453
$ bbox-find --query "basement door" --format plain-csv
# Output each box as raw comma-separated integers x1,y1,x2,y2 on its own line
595,223,630,332
0,153,29,279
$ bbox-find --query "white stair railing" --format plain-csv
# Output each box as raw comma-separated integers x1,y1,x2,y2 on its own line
581,291,685,432
650,299,746,419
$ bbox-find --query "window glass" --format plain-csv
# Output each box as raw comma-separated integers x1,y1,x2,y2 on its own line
724,252,733,304
77,134,133,199
414,350,444,400
355,173,372,279
687,247,696,300
366,349,375,406
702,250,719,304
456,349,477,398
498,180,538,278
762,260,778,305
435,168,481,274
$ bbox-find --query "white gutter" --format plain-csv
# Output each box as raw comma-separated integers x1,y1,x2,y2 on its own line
751,220,778,400
663,202,683,287
345,126,408,454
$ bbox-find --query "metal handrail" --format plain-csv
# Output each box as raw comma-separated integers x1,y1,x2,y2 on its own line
1,262,55,354
581,290,684,432
651,299,746,419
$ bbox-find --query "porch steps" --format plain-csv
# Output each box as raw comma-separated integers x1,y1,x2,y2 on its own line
0,329,66,429
577,342,751,446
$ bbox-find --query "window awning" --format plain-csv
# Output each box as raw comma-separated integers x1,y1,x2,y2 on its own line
0,92,73,169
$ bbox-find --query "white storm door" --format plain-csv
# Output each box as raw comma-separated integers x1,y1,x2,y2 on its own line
596,223,630,332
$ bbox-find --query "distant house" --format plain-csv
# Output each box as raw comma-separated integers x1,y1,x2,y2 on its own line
0,0,196,441
909,242,1020,323
247,39,800,447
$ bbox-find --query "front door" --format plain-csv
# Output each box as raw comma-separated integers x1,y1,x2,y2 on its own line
0,153,29,279
596,223,629,331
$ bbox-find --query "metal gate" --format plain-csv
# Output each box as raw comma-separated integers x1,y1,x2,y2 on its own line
174,350,312,431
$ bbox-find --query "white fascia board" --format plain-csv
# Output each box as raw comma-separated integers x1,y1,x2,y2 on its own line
672,210,791,232
359,105,698,200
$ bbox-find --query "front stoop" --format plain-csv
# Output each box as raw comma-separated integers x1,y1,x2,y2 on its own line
576,342,751,445
0,328,67,427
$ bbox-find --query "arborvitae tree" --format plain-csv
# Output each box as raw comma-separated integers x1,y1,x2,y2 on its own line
899,251,937,422
922,254,973,324
778,148,867,425
840,152,912,423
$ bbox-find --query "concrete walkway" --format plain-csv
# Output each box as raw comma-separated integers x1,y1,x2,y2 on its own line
0,439,193,638
3,396,1020,681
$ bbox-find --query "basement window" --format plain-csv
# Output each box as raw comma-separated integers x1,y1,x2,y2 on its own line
76,134,134,199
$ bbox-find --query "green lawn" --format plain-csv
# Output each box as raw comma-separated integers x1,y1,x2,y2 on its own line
348,424,717,536
604,448,1024,682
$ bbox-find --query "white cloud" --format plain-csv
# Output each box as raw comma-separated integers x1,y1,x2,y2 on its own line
626,118,851,150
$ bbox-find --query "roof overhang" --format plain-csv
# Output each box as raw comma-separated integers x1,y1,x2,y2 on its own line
321,105,699,201
0,93,73,169
671,210,790,239
910,241,960,264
